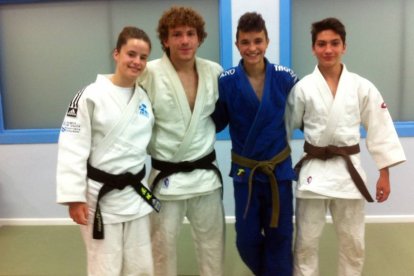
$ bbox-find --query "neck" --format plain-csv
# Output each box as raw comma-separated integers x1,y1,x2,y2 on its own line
169,56,196,73
111,74,135,88
318,63,343,80
243,60,266,78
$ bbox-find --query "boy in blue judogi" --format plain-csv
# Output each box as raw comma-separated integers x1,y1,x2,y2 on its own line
212,12,298,276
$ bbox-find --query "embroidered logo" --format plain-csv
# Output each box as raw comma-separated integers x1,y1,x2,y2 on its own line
66,108,78,117
219,68,235,78
61,121,81,133
307,176,313,184
274,65,298,83
237,168,245,176
163,178,169,188
66,87,86,118
381,102,387,109
139,103,149,117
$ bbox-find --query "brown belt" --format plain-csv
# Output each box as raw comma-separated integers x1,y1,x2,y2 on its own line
294,141,374,202
231,146,291,228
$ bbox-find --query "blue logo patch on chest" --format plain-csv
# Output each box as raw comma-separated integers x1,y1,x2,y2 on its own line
139,103,149,117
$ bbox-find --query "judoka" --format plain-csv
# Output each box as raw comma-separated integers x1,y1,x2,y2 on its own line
56,27,158,275
286,17,406,276
139,6,225,276
212,12,298,276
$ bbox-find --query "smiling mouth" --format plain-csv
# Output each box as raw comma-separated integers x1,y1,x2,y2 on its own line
129,67,141,73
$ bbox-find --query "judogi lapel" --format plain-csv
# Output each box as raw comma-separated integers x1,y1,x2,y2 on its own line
89,80,144,164
312,66,353,146
160,55,208,162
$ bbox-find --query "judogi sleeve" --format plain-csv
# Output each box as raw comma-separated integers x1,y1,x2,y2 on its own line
359,80,406,169
286,82,306,138
212,74,230,133
56,87,93,204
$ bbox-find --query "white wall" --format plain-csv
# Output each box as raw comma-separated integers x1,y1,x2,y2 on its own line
230,0,280,66
0,139,413,223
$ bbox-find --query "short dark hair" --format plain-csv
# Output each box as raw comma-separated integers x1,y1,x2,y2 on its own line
157,6,207,54
311,17,346,46
236,12,268,41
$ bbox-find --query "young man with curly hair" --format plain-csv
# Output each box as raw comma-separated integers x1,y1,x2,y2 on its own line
139,6,225,276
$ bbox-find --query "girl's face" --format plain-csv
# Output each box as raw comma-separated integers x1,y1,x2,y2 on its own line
113,38,150,86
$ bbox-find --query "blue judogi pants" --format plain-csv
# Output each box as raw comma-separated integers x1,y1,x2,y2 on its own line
234,179,293,276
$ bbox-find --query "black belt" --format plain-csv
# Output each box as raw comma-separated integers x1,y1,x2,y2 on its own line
150,150,223,188
87,164,161,239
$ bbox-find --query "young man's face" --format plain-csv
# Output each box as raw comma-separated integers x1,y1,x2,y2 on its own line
236,30,269,67
163,25,200,63
312,29,346,70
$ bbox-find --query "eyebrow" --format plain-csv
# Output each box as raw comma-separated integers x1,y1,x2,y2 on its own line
316,38,341,43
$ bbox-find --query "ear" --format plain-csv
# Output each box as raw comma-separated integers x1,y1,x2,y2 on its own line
113,48,119,61
235,41,240,51
162,38,169,50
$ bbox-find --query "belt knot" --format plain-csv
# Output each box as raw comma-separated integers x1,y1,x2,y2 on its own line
254,162,275,175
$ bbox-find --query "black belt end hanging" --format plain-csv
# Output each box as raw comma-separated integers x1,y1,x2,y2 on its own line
92,205,104,240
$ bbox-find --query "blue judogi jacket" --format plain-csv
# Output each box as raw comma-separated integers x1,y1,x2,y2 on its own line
212,58,298,183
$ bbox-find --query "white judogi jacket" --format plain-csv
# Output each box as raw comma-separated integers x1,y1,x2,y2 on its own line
287,65,406,199
57,75,154,224
140,54,222,199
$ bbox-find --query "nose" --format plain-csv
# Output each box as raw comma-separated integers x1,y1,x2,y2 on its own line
181,34,190,44
133,56,144,66
247,42,256,51
325,44,333,53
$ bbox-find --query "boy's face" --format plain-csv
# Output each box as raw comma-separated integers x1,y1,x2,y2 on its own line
312,29,346,70
163,25,200,63
236,30,269,67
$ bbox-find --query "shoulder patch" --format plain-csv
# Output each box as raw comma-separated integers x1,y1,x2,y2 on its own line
66,86,86,118
274,65,298,82
219,68,236,79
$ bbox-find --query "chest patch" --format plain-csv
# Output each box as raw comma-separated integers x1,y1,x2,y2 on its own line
139,103,149,117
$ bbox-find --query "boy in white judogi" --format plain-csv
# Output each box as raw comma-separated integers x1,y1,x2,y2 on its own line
286,17,406,276
139,6,225,276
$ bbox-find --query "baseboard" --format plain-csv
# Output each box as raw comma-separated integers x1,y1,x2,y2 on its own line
1,215,414,226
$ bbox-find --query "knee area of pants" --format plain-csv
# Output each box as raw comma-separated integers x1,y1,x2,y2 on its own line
295,238,319,252
236,237,262,251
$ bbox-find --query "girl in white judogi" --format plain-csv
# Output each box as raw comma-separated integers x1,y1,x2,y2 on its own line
57,27,157,276
287,18,406,276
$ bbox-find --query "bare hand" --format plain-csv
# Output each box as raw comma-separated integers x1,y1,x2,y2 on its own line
376,168,390,203
68,202,89,225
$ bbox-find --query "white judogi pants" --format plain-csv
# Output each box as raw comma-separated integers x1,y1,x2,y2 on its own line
80,215,153,276
294,198,365,276
150,188,225,276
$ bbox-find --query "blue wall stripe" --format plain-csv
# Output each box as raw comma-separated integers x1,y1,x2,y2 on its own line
219,0,233,70
279,0,291,67
0,129,59,144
